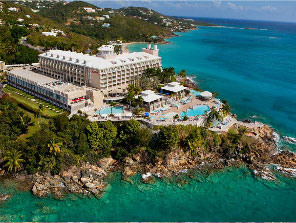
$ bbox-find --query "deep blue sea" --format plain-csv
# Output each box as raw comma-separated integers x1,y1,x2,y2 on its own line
129,18,296,148
1,18,296,221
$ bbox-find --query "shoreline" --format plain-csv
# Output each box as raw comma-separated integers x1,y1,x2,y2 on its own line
2,121,296,200
1,26,296,202
122,40,172,53
121,42,145,53
121,27,189,53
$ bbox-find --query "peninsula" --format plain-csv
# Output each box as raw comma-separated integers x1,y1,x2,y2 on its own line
0,0,295,202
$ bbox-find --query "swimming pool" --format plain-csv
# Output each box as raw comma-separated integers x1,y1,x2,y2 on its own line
191,90,201,97
180,105,210,117
96,106,124,115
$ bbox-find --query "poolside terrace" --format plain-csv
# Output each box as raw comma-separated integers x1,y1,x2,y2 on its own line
83,82,238,132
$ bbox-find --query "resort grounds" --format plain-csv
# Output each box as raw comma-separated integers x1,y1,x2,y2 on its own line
86,90,240,133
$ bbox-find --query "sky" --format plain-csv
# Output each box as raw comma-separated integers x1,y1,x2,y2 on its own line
85,0,296,22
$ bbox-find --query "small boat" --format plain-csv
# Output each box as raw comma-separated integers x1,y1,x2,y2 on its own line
283,136,296,144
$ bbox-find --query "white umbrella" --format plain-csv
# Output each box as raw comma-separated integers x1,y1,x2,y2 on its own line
200,91,212,99
101,114,108,117
125,112,133,117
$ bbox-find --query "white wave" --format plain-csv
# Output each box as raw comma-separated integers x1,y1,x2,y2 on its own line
283,136,296,144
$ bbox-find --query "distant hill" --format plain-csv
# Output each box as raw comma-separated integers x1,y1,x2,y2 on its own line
118,7,215,32
0,1,99,64
37,1,173,42
18,1,216,42
0,0,216,64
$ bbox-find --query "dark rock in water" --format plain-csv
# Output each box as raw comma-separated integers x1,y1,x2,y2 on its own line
0,194,11,203
142,175,156,184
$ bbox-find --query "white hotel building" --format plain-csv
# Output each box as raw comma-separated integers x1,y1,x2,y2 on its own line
7,68,104,113
38,45,161,95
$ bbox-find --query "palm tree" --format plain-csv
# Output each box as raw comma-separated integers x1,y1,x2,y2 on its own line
178,69,187,78
39,104,44,112
221,100,231,117
4,150,24,173
173,114,179,123
127,84,135,94
206,110,222,127
110,101,118,114
135,96,144,108
133,86,142,96
48,139,62,156
125,92,134,109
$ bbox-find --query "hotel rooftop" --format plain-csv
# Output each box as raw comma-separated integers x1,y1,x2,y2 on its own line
138,90,163,103
161,82,187,93
40,50,161,70
8,68,86,98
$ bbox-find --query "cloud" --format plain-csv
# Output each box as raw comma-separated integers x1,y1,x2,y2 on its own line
261,5,277,12
227,2,247,11
213,0,222,8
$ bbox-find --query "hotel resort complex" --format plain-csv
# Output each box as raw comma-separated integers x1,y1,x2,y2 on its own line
4,44,235,131
38,44,161,94
7,69,104,113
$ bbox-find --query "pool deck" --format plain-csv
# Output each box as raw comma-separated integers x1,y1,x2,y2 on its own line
150,97,216,120
84,92,241,133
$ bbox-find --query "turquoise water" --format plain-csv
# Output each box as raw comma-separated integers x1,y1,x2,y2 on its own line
128,20,296,142
191,90,201,97
180,105,210,117
1,168,296,221
1,19,296,221
96,106,124,115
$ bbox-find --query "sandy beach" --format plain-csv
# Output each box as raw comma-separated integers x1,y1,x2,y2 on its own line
122,42,146,53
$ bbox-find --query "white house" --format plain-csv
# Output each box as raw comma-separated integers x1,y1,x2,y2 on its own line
17,18,24,22
42,31,57,37
42,29,65,37
95,16,105,21
25,15,31,18
102,23,111,28
8,7,18,12
84,7,96,13
103,15,110,19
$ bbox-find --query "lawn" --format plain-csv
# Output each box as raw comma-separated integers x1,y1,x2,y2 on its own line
18,108,50,140
3,85,64,117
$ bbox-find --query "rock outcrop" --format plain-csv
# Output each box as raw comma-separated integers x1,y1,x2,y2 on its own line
32,160,115,198
29,124,296,198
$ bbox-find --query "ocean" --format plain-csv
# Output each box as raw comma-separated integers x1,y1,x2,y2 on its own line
1,18,296,221
129,18,296,148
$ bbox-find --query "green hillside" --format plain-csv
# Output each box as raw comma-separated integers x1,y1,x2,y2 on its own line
0,1,99,64
38,1,173,42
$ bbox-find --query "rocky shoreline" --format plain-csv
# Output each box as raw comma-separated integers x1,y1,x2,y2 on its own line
1,123,296,201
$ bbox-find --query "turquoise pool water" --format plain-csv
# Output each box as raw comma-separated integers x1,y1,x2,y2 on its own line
180,105,210,117
191,90,201,97
96,106,124,115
